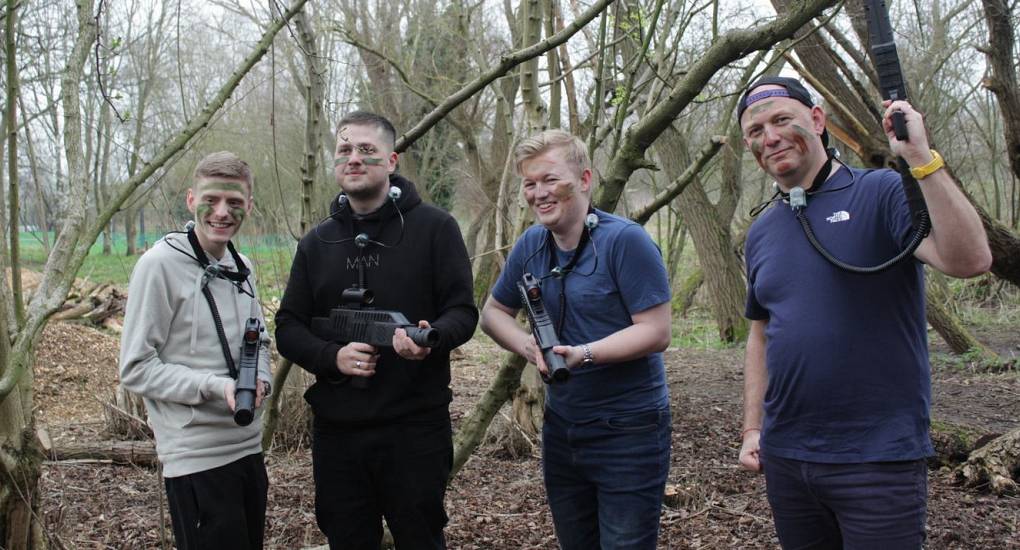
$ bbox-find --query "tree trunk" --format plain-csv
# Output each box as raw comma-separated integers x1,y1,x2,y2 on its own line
925,273,997,359
979,0,1020,185
675,269,704,318
0,2,312,541
262,358,313,451
451,353,527,478
0,380,44,549
657,128,747,342
125,207,138,256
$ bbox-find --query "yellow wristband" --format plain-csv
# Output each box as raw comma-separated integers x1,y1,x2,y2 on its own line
909,149,944,180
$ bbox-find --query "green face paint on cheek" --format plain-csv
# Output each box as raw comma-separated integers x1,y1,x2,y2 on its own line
362,157,385,166
750,141,763,156
196,204,212,219
335,156,350,166
230,207,247,224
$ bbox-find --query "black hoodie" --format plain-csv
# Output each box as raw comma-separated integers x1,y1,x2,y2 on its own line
275,174,478,426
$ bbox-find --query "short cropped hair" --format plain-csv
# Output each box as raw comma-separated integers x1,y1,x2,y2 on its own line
337,110,397,149
193,151,253,195
514,129,591,178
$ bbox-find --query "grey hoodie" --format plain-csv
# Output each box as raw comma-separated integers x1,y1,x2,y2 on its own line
119,232,271,478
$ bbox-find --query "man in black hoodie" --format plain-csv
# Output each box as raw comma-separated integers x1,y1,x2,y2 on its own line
275,111,478,549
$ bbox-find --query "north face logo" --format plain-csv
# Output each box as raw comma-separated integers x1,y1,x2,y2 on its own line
826,211,850,223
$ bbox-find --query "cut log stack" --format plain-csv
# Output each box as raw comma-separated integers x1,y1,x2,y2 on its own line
51,281,126,332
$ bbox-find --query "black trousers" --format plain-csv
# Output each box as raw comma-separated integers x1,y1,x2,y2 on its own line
312,416,453,550
164,453,269,550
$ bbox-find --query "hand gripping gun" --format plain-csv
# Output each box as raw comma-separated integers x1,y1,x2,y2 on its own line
795,0,931,274
311,287,439,388
864,0,931,235
517,273,570,384
233,318,262,426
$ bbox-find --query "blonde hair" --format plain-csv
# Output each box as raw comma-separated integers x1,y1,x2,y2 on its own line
514,129,591,178
193,151,253,195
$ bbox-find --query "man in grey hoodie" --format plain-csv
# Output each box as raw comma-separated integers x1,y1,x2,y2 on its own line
120,151,273,550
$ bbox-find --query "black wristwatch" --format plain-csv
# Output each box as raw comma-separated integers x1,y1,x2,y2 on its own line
580,344,595,366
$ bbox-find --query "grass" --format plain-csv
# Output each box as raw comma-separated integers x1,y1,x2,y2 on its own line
15,231,298,293
670,309,741,351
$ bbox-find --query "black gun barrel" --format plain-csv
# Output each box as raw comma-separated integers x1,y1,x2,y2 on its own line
864,0,908,140
310,305,440,389
234,318,262,426
518,273,570,384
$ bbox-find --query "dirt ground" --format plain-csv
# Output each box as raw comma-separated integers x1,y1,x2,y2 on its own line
33,320,1020,549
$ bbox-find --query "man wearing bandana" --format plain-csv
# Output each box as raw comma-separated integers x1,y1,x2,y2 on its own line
737,77,991,548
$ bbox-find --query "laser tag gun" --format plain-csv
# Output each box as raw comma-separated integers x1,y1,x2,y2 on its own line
865,0,909,141
233,318,262,426
517,273,570,384
310,287,440,388
795,0,930,274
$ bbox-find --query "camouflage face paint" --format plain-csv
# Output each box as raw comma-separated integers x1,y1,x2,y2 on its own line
791,124,812,153
335,156,350,166
362,157,385,166
230,207,247,224
196,204,212,220
749,101,774,117
197,180,248,194
551,180,575,201
749,140,763,156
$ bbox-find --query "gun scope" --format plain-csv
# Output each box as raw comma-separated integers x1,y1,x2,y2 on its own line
342,287,374,306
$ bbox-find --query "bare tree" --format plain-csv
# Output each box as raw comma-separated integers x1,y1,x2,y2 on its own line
0,1,310,543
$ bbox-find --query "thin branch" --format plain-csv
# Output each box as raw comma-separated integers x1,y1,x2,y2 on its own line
396,0,616,152
631,136,726,226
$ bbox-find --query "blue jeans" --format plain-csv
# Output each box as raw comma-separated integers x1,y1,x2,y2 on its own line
541,407,671,550
762,452,928,550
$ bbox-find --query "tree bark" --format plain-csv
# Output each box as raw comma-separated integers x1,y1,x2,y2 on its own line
47,441,157,467
0,2,311,542
656,128,747,342
451,353,527,478
955,425,1020,495
978,0,1020,185
595,0,839,212
925,273,997,359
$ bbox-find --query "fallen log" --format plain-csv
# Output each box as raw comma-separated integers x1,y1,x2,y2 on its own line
954,425,1020,495
47,441,157,468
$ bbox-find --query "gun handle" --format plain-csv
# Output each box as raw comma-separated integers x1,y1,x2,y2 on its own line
892,110,908,141
234,390,256,426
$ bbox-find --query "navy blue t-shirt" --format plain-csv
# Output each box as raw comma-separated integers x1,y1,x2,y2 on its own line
745,166,932,463
492,210,672,423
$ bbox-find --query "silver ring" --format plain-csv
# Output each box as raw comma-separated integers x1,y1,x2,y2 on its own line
356,361,362,369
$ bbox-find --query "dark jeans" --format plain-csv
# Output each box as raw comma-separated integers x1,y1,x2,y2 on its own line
762,452,928,550
312,416,453,550
164,452,269,550
541,407,671,550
